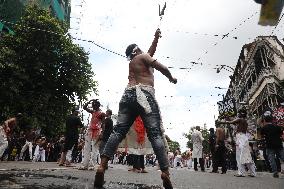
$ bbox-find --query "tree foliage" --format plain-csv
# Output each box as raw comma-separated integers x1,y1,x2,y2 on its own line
184,127,210,154
165,135,180,152
0,0,25,24
0,6,97,137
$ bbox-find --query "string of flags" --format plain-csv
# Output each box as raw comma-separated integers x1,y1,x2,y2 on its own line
196,11,259,63
271,12,284,35
1,5,282,75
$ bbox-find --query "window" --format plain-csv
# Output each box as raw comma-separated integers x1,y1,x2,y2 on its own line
254,49,263,76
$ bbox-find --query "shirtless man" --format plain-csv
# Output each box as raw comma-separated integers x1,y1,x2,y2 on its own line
0,113,22,159
94,29,177,189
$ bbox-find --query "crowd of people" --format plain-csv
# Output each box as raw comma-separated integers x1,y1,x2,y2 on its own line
0,101,284,189
1,106,283,176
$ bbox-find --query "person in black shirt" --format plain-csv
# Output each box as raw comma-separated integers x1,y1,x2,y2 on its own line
260,111,284,178
99,109,113,154
208,128,216,172
59,109,83,166
212,128,227,174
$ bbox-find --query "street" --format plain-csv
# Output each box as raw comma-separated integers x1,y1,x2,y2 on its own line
0,162,283,189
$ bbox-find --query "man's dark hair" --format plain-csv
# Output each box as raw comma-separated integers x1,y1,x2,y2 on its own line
72,108,79,113
238,108,247,118
264,115,273,123
106,109,112,115
16,113,23,119
92,99,101,107
125,43,137,58
263,111,273,123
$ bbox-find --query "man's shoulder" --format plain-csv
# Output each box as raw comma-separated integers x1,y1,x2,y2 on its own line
106,117,113,122
265,123,278,128
67,114,75,118
133,53,151,62
139,53,151,58
68,115,80,120
7,117,16,123
262,124,280,131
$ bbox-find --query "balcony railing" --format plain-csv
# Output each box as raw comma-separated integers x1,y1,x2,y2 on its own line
237,67,276,102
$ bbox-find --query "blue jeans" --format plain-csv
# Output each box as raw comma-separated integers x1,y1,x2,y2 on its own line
266,148,284,173
101,88,169,171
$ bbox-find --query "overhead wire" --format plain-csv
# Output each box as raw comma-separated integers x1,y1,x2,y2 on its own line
1,9,262,72
196,11,259,63
1,4,281,106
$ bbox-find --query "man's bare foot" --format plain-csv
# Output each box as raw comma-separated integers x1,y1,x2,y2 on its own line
161,172,173,189
94,167,105,187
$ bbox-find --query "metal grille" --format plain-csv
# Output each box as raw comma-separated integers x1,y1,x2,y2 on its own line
250,85,268,113
267,83,276,94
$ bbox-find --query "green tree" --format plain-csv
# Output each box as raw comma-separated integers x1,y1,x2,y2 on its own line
165,135,180,152
183,127,194,150
184,126,210,154
0,6,97,137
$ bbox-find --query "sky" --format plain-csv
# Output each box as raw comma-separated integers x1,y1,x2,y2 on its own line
69,0,284,151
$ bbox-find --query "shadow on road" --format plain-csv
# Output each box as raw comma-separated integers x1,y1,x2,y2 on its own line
0,172,163,189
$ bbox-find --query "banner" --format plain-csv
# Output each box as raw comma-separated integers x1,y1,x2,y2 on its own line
217,98,237,118
273,106,284,127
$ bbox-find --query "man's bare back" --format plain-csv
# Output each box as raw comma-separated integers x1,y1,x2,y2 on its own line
128,53,155,86
128,52,177,87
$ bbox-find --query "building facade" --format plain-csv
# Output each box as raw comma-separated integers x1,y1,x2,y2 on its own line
0,0,71,34
224,36,284,118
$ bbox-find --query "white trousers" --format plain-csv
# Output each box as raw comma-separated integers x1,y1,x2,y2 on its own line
20,141,33,160
0,127,8,158
66,146,74,162
236,147,256,176
187,159,192,168
81,133,99,168
174,156,183,167
113,156,119,164
33,146,45,162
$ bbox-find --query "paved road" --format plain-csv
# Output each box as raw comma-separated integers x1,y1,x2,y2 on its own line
0,161,283,189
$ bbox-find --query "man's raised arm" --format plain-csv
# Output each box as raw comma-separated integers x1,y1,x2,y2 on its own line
83,100,94,113
147,28,161,57
144,54,177,84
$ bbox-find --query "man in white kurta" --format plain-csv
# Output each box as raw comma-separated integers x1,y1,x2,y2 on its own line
191,126,205,171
